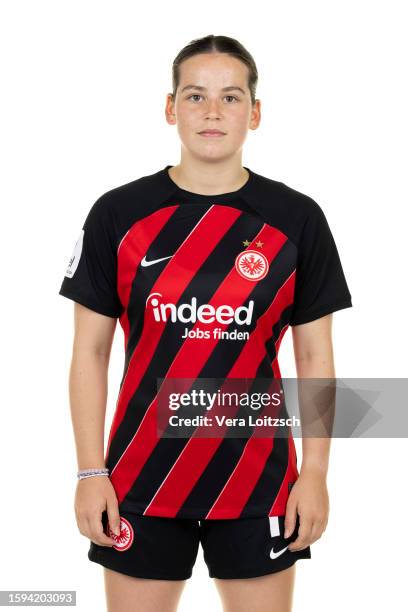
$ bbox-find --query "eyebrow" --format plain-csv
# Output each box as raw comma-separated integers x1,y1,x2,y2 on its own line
181,85,246,95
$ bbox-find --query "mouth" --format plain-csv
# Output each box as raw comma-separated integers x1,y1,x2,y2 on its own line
198,130,226,137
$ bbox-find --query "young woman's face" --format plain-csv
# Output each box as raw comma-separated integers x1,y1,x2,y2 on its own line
166,52,260,163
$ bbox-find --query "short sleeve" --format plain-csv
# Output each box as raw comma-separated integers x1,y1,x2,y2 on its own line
58,195,124,318
289,201,352,326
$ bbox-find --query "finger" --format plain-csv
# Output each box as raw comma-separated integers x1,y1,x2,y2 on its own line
284,504,297,538
288,516,312,551
106,500,121,537
288,534,310,551
89,513,116,547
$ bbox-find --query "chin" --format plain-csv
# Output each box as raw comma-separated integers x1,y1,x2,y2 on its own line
188,146,234,164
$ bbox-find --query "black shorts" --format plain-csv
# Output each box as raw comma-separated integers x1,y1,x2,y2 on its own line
88,509,311,580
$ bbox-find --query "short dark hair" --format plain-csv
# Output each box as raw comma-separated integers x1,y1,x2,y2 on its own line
171,35,258,106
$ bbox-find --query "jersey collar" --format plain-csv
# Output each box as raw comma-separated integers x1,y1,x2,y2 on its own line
150,164,261,207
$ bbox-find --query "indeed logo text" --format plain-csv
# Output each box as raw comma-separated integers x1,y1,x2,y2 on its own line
146,293,254,325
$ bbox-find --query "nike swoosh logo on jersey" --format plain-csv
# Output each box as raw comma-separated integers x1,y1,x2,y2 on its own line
270,545,288,559
140,255,173,267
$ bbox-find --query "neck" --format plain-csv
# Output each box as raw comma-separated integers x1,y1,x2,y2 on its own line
168,157,249,195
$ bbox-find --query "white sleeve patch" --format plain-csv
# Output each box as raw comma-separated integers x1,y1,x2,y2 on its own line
65,229,84,278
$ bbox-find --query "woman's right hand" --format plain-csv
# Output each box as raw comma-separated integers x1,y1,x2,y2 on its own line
74,476,121,546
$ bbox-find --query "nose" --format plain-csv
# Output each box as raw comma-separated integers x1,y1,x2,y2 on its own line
203,97,222,117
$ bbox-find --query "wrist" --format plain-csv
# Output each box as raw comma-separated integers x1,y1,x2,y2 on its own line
300,462,328,478
77,467,109,480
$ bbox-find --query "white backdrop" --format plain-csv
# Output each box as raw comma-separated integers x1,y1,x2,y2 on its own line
1,1,407,610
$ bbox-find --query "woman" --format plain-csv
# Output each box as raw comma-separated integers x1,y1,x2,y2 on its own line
59,34,352,612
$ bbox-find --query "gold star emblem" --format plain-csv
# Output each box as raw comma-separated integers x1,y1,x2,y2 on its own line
242,239,251,247
255,240,264,248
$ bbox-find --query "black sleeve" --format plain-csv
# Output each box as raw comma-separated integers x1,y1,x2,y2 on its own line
58,195,124,318
289,200,352,326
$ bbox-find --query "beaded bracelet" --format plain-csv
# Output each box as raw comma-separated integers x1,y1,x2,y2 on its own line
77,467,109,480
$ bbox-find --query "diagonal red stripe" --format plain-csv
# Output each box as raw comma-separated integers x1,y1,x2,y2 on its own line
117,206,178,347
205,378,280,519
268,434,299,516
106,205,242,456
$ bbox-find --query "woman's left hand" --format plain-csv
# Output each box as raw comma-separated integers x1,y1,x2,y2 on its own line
284,467,329,552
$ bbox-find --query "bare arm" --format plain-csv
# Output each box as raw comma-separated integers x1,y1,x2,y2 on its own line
69,302,116,469
69,302,121,546
292,313,335,476
285,314,334,550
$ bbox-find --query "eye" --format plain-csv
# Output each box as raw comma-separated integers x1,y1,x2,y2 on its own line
187,94,203,102
224,95,238,103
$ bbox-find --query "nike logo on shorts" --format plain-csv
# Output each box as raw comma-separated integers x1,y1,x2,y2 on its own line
141,255,173,267
269,545,288,559
268,515,289,559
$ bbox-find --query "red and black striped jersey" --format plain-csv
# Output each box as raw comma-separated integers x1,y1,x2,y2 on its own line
59,165,352,519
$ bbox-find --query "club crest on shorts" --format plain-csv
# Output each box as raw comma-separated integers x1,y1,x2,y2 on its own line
107,516,134,551
235,250,269,281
